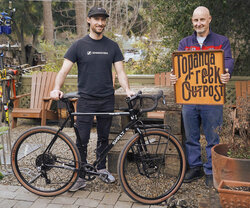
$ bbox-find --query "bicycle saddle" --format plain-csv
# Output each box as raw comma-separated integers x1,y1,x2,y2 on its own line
63,92,80,99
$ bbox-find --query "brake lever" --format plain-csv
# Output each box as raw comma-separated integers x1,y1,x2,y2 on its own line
126,90,142,102
162,95,166,105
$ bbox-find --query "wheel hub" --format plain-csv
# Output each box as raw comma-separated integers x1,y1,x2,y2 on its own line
36,153,56,171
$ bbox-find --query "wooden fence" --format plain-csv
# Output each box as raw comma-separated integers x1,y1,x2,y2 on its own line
17,74,249,108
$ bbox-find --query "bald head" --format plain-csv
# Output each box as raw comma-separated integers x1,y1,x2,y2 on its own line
192,6,212,37
193,6,211,18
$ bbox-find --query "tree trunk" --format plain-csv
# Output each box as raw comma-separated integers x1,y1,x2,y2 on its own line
43,0,54,44
75,0,87,38
12,22,26,64
28,32,39,66
91,0,96,7
115,1,120,30
107,0,112,31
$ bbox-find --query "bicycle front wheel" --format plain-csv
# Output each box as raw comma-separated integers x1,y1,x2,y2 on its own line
11,126,80,196
118,129,186,205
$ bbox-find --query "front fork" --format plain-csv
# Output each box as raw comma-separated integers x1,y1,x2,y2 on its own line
133,128,161,177
135,127,148,154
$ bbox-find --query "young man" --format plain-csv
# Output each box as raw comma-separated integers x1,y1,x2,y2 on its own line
170,6,234,187
50,7,134,191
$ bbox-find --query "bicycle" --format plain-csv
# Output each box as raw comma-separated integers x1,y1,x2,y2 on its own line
11,90,186,205
0,51,23,125
0,50,18,173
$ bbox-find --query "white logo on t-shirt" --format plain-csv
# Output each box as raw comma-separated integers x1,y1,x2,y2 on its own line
87,51,108,55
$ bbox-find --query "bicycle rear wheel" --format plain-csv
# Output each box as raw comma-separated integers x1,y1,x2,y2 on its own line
11,126,80,196
1,81,8,124
118,129,186,205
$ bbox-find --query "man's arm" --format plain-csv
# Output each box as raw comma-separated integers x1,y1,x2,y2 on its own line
221,38,234,84
220,68,230,84
223,38,234,75
170,69,178,85
50,58,74,100
114,61,134,97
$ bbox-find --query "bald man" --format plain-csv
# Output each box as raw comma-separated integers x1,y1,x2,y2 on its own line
170,6,234,188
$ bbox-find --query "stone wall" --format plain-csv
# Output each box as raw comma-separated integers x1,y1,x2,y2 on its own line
108,85,183,173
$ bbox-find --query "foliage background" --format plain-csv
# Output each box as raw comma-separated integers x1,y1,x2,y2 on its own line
150,0,250,76
0,0,249,76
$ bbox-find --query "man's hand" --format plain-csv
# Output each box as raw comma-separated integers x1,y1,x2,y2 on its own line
220,68,230,84
50,89,63,100
125,89,135,97
170,69,178,85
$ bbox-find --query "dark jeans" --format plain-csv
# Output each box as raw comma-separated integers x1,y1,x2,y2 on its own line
76,95,114,173
182,104,223,175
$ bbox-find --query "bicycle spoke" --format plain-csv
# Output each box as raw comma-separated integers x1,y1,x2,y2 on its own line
29,173,42,184
119,130,186,204
12,127,79,195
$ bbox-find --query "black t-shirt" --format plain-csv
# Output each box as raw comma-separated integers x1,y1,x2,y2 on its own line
64,35,124,97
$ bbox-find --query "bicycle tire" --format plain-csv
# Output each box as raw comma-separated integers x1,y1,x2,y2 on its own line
1,82,7,123
0,101,4,123
118,129,186,205
11,126,80,197
1,80,8,104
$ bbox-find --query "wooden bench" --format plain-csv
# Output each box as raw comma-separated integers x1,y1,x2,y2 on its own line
11,72,58,128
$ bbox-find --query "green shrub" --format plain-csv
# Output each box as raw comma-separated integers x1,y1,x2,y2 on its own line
125,37,171,74
40,41,77,74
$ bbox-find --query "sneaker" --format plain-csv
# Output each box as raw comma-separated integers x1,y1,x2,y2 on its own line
205,174,214,188
183,166,204,183
98,169,115,183
69,177,86,192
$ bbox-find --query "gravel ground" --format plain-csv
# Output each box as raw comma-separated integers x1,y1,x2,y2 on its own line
0,119,220,207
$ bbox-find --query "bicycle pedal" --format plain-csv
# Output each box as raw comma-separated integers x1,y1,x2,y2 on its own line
99,172,108,178
99,173,111,183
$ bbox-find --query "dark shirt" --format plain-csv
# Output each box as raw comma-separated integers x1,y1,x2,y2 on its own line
64,35,124,97
178,30,234,75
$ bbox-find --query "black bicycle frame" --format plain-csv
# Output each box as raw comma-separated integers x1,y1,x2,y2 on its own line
44,108,143,171
0,52,4,70
43,96,162,171
72,111,144,168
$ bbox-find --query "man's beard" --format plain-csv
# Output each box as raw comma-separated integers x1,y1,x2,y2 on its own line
194,26,208,35
92,26,105,35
